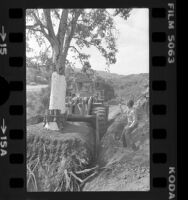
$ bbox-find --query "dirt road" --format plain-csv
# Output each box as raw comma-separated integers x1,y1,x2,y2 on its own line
27,84,48,92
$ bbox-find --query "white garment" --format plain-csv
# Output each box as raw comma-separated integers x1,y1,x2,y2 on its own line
49,72,67,113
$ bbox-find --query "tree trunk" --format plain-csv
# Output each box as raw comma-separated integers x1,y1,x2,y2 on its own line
45,45,67,130
49,71,66,113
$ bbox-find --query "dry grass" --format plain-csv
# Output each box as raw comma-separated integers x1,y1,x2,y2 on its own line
27,122,95,191
27,141,90,191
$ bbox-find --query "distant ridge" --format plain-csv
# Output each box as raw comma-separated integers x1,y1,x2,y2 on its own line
94,70,149,101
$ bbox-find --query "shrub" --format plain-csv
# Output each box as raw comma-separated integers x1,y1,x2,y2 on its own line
27,86,50,120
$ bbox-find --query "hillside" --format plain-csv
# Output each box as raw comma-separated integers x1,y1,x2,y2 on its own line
96,70,148,102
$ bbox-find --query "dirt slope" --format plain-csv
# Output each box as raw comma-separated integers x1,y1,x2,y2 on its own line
83,97,149,191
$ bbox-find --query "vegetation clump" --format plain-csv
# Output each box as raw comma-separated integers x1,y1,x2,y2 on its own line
27,122,95,191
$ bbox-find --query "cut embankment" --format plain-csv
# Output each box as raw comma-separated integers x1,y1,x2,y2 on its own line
83,116,149,191
83,98,150,191
27,121,95,191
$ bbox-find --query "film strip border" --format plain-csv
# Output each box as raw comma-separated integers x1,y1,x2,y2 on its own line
151,7,168,191
0,7,26,194
0,5,176,199
150,4,177,198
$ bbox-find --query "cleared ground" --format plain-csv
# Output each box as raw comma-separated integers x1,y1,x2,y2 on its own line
27,84,48,92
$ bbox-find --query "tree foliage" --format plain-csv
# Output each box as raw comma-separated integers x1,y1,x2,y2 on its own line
26,9,131,75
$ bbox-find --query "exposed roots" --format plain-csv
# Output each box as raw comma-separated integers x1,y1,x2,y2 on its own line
27,157,40,191
27,139,98,192
53,165,99,192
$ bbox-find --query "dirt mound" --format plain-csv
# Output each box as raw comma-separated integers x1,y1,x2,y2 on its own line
27,122,95,191
83,97,149,191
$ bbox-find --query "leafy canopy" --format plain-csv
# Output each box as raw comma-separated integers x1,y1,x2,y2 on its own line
26,9,131,73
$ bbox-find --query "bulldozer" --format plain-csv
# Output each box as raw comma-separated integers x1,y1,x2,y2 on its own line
67,71,109,138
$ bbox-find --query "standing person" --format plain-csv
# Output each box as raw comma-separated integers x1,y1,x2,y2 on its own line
66,96,72,115
118,98,128,115
77,97,84,115
71,94,77,114
121,99,138,150
83,97,89,115
87,96,94,115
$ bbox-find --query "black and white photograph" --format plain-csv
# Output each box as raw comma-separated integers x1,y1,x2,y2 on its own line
26,8,149,192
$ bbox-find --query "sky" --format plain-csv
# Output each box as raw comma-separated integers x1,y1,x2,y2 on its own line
27,9,149,76
89,9,149,75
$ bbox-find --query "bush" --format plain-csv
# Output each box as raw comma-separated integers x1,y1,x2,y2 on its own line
27,86,50,120
27,67,48,85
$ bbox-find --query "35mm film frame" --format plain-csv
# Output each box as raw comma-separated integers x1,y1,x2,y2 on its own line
0,1,176,199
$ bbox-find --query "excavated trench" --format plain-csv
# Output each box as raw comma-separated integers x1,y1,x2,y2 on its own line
83,102,150,191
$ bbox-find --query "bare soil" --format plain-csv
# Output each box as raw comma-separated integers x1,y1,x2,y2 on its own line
27,84,48,92
27,99,149,191
83,103,150,191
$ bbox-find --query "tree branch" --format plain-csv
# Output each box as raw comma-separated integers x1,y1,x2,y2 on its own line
69,171,83,183
26,24,40,29
54,10,61,19
69,45,81,55
43,9,59,46
63,10,82,55
73,36,101,51
32,12,46,30
75,165,99,174
69,46,84,66
31,11,53,44
55,10,82,74
80,171,98,187
26,25,45,35
57,9,69,50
